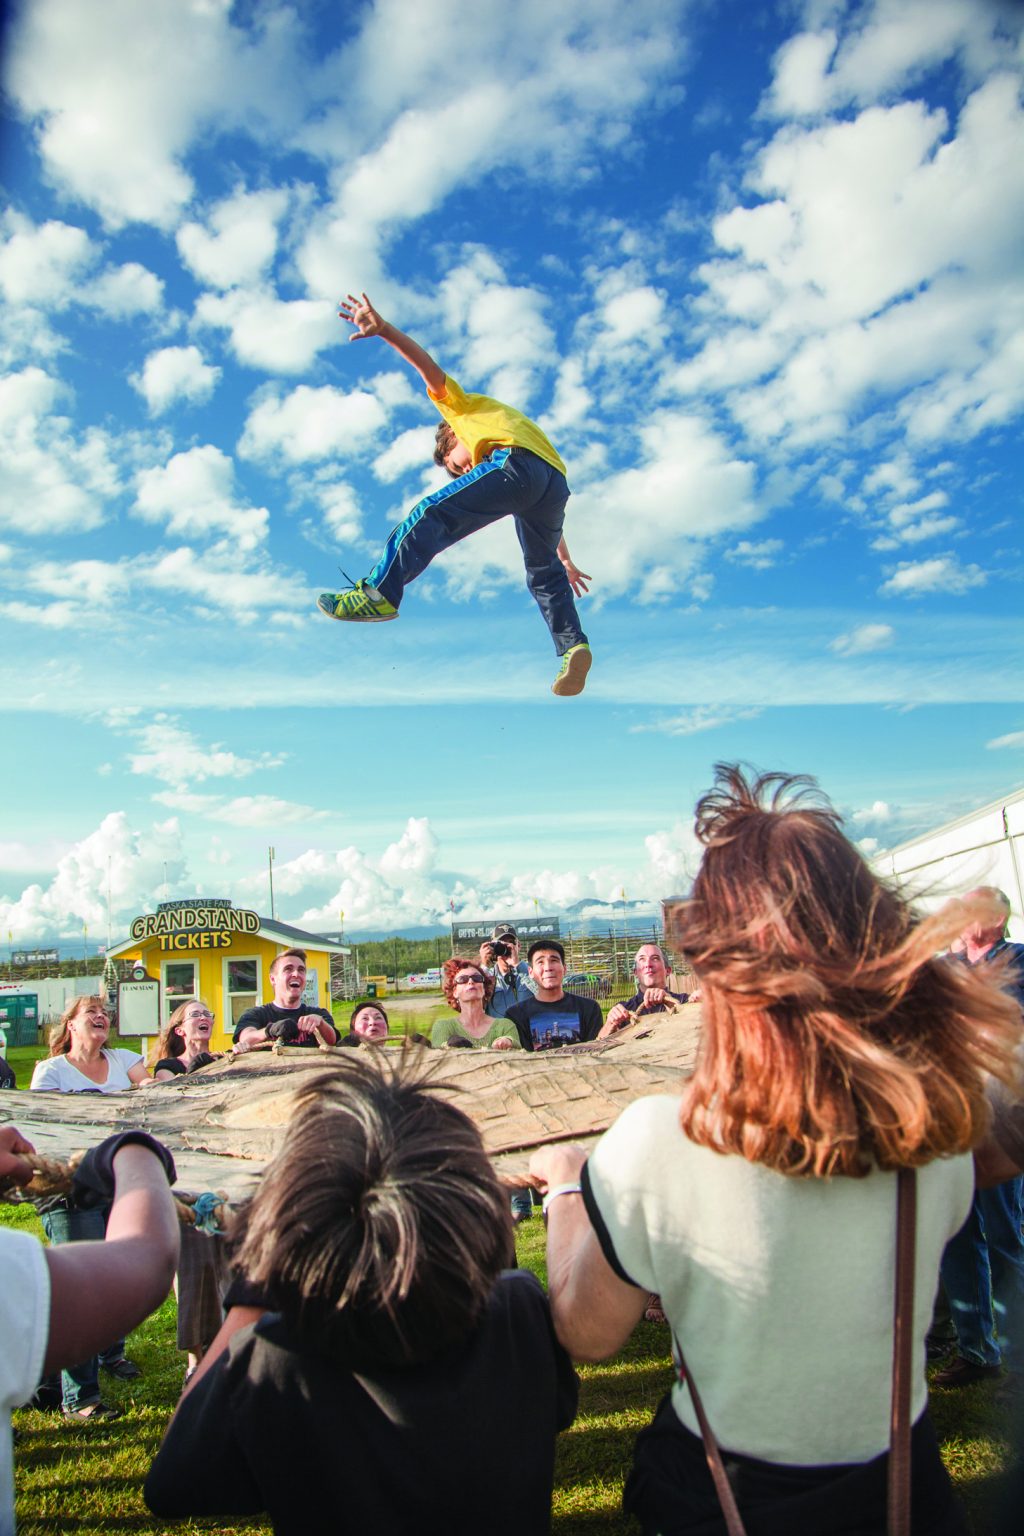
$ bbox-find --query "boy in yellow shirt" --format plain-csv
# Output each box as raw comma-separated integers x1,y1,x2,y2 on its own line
317,293,592,697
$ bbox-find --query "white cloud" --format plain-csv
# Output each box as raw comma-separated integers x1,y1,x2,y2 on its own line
438,251,558,405
725,538,783,569
143,545,304,626
987,731,1024,751
561,411,760,600
177,186,290,289
830,622,895,656
764,1,1018,119
0,811,187,940
0,367,119,535
674,68,1024,460
879,555,986,597
131,345,221,415
151,791,327,827
238,385,388,464
851,799,892,824
372,427,435,484
630,705,762,737
127,719,286,790
5,0,306,230
85,261,164,317
134,445,269,550
0,212,93,304
194,288,339,373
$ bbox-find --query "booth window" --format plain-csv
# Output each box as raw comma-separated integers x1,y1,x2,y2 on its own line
164,961,197,1022
226,958,259,1027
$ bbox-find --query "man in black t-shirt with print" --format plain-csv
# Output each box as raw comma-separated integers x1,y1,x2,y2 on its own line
506,940,602,1052
233,948,338,1050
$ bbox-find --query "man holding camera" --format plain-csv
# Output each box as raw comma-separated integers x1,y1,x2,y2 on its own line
478,925,536,1019
233,949,338,1050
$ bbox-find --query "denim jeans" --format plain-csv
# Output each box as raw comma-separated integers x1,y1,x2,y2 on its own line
41,1203,126,1410
940,1176,1024,1372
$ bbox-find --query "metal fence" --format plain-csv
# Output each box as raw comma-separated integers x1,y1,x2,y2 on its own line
331,924,696,1002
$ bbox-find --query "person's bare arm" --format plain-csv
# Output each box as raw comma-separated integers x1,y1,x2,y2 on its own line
339,292,446,395
528,1145,646,1361
43,1145,179,1373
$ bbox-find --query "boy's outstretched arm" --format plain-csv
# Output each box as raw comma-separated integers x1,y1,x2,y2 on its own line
339,292,446,395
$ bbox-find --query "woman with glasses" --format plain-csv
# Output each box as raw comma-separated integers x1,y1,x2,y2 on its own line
150,998,223,1079
148,999,229,1385
432,958,521,1050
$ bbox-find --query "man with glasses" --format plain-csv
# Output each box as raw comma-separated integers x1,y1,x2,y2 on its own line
478,924,536,1019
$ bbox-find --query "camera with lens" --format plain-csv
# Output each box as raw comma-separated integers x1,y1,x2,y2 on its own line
489,938,513,960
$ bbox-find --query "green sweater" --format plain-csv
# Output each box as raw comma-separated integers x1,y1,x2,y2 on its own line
431,1015,521,1050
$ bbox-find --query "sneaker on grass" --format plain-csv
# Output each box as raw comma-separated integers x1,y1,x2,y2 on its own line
551,643,592,697
317,581,397,622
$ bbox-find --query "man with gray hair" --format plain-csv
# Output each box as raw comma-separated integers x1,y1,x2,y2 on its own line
598,942,692,1038
935,887,1024,1394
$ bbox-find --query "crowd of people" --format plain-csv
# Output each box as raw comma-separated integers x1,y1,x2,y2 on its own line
1,763,1022,1534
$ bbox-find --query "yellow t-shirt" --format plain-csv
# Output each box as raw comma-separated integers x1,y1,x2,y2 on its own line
428,375,567,478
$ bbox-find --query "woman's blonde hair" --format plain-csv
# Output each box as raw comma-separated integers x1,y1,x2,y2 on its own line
671,764,1023,1178
48,995,106,1056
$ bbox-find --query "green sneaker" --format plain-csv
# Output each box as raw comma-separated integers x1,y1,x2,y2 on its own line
551,643,592,697
317,581,398,623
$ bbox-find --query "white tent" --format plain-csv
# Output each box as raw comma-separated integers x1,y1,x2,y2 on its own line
875,787,1024,940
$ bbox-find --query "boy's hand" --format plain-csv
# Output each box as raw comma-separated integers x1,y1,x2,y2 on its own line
339,292,387,340
561,557,591,597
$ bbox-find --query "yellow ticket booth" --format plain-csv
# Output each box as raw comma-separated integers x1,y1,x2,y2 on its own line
106,898,349,1055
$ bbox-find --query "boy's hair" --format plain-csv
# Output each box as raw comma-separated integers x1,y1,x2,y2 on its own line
528,938,565,964
231,1053,512,1369
433,421,458,470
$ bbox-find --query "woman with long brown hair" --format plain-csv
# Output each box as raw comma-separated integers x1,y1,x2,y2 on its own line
149,998,221,1079
530,765,1023,1535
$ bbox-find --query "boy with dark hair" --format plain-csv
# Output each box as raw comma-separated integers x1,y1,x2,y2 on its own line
507,940,603,1052
145,1054,577,1535
317,292,594,698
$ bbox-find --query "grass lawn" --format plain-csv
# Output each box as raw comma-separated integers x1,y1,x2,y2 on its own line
4,1203,1018,1534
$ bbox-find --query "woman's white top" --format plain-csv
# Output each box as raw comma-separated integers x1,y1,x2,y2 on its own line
583,1093,974,1465
30,1048,143,1094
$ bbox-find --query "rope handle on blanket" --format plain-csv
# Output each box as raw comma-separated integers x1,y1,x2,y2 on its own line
0,1152,229,1232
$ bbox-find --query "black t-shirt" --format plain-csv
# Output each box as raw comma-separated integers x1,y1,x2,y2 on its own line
506,992,603,1052
232,1001,336,1045
144,1269,578,1536
0,1057,15,1090
153,1056,186,1076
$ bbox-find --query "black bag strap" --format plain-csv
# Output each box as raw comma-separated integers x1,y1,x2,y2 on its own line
672,1166,918,1536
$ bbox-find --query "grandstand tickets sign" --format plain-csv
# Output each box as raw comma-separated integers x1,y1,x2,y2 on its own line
129,903,261,952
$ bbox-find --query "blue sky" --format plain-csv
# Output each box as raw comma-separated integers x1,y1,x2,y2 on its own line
1,0,1022,945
